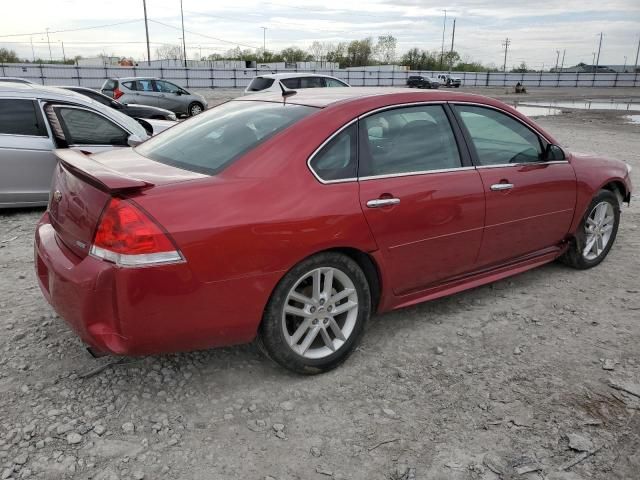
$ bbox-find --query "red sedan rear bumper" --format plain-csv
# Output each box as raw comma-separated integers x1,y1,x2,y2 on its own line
34,212,280,356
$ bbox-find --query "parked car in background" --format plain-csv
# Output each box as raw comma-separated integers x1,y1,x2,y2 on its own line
59,86,177,121
406,75,439,89
437,74,462,88
0,77,36,84
101,77,208,117
0,83,150,208
34,88,632,374
244,73,350,94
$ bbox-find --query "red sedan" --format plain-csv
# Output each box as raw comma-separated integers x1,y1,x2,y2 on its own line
35,88,632,373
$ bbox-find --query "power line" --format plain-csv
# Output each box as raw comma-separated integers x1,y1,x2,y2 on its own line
148,19,259,50
0,19,143,38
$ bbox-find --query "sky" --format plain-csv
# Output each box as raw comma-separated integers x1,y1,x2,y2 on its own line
1,0,639,69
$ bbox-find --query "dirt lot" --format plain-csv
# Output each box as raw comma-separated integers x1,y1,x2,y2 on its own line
0,88,639,480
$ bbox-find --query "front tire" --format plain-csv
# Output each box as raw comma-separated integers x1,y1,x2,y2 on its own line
258,252,371,374
561,189,620,269
188,102,204,116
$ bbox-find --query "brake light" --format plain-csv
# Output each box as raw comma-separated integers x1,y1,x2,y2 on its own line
90,198,183,267
113,87,124,100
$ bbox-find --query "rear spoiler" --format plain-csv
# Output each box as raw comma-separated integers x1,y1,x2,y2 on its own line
54,149,154,193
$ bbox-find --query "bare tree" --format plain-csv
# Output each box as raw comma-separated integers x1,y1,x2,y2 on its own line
155,44,184,61
375,35,397,64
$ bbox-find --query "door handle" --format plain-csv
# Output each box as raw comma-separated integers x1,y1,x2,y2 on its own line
490,183,514,191
366,198,400,208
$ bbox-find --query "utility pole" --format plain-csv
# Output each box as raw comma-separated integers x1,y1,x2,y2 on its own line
592,52,596,67
60,41,66,63
623,55,627,72
502,37,510,72
449,18,456,72
180,0,187,68
143,0,151,66
634,35,639,73
439,9,447,71
261,27,267,63
595,32,603,72
560,49,566,71
554,50,560,72
45,28,52,62
30,37,35,62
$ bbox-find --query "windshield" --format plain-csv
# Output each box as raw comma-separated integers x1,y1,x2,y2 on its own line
135,100,317,175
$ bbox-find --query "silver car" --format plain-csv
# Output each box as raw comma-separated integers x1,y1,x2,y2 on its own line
0,83,150,208
101,77,208,117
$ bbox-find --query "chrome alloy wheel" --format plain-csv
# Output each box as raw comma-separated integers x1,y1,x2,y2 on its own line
583,201,615,261
282,267,359,359
190,103,203,116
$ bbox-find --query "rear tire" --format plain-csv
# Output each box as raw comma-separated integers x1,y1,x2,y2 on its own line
561,189,620,269
258,252,371,374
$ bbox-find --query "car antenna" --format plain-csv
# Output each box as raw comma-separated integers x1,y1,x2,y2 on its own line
279,81,297,103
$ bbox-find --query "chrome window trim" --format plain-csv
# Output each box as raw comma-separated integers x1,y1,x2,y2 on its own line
0,132,49,139
475,160,569,169
306,100,567,185
359,166,476,182
306,117,359,185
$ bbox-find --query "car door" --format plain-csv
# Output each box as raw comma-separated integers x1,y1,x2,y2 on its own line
452,103,576,268
45,104,131,155
122,79,157,107
0,99,56,206
300,77,324,89
153,80,186,112
356,104,486,295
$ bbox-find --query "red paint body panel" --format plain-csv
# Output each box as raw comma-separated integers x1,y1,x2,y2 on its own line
34,89,633,356
358,170,485,295
476,162,577,267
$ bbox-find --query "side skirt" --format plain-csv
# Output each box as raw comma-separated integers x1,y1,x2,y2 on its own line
388,246,565,311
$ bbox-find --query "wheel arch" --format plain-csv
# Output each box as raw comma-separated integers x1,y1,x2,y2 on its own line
600,179,630,205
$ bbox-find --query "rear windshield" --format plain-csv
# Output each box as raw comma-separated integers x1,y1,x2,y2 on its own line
247,77,275,91
103,79,117,90
135,101,316,175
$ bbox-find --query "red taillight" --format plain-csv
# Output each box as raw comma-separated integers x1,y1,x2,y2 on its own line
113,87,124,100
90,198,182,267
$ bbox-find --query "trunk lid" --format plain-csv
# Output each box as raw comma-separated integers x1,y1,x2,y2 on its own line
48,149,206,259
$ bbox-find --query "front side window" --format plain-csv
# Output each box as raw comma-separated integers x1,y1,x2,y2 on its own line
359,105,462,177
454,105,543,165
0,99,46,136
56,108,129,145
155,81,182,93
309,124,357,181
325,78,347,87
136,101,316,175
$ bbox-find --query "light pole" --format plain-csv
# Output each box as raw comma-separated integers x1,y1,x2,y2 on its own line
554,50,560,72
30,37,35,62
261,27,267,63
623,55,627,72
143,0,151,66
60,41,66,63
595,32,603,71
180,0,187,68
45,28,52,62
439,9,447,71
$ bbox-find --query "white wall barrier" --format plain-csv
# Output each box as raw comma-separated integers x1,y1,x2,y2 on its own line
1,63,638,89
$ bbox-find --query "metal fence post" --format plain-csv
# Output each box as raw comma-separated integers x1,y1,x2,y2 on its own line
539,70,543,87
613,72,618,88
485,71,490,87
76,65,81,86
1,63,5,76
39,64,45,85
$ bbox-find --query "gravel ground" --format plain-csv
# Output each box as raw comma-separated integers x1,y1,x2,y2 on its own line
0,89,639,480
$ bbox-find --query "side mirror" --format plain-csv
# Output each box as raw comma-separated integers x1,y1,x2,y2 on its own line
544,143,565,161
127,134,144,147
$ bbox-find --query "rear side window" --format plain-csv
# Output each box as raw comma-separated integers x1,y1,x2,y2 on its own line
281,78,300,89
123,80,154,92
56,108,129,146
0,99,46,136
310,124,357,181
359,105,461,177
136,101,316,175
247,77,275,91
300,77,324,88
103,79,117,90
